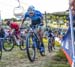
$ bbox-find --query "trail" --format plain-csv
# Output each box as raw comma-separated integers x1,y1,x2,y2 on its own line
0,47,59,67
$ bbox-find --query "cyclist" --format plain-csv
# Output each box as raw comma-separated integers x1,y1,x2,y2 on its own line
6,20,22,45
22,5,44,51
0,21,5,54
45,26,55,49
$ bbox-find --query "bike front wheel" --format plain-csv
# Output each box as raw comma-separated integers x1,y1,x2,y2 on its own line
26,33,36,62
3,36,14,51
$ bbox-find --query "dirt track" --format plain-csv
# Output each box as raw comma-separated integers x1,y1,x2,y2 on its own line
0,47,59,67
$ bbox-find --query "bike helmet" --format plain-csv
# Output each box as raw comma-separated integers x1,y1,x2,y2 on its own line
27,5,35,14
7,20,11,25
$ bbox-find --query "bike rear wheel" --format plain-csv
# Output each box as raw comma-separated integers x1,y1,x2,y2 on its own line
33,33,45,56
48,41,52,52
19,39,26,50
48,37,54,52
39,43,45,56
3,36,14,51
26,33,36,62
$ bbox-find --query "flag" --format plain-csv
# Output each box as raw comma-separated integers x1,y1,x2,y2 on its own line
61,27,73,66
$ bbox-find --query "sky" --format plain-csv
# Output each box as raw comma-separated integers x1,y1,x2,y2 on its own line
0,0,69,19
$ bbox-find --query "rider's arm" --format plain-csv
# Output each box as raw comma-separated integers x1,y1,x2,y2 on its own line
35,10,44,25
22,16,26,24
40,17,44,25
38,11,44,25
22,12,29,24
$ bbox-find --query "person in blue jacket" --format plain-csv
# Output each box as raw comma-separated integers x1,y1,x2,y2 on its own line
22,5,44,52
22,5,43,25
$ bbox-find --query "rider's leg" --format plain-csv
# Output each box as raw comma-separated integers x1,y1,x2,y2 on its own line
14,31,23,45
39,32,45,52
37,28,44,48
16,30,23,40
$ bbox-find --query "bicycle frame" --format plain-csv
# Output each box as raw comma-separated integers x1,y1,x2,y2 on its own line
6,28,27,46
3,28,27,51
29,25,40,48
26,24,45,62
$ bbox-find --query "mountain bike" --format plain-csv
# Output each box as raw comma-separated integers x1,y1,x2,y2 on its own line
3,28,26,51
44,28,55,53
48,36,55,52
26,24,45,62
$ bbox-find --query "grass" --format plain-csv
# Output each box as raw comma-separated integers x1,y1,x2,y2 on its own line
0,62,7,67
43,49,70,67
44,63,70,67
53,49,67,61
0,37,70,67
13,50,27,59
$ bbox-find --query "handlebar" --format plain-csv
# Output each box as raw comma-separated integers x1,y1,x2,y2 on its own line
30,23,43,28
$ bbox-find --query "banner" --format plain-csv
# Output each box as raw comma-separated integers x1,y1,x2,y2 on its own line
61,0,75,67
61,27,73,67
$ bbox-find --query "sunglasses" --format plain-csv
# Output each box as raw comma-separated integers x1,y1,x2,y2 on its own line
29,13,34,14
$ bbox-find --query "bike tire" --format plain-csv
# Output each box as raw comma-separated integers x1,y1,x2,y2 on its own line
26,33,36,62
0,41,2,60
48,42,52,52
3,36,14,51
33,33,45,56
19,40,26,50
39,44,45,56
